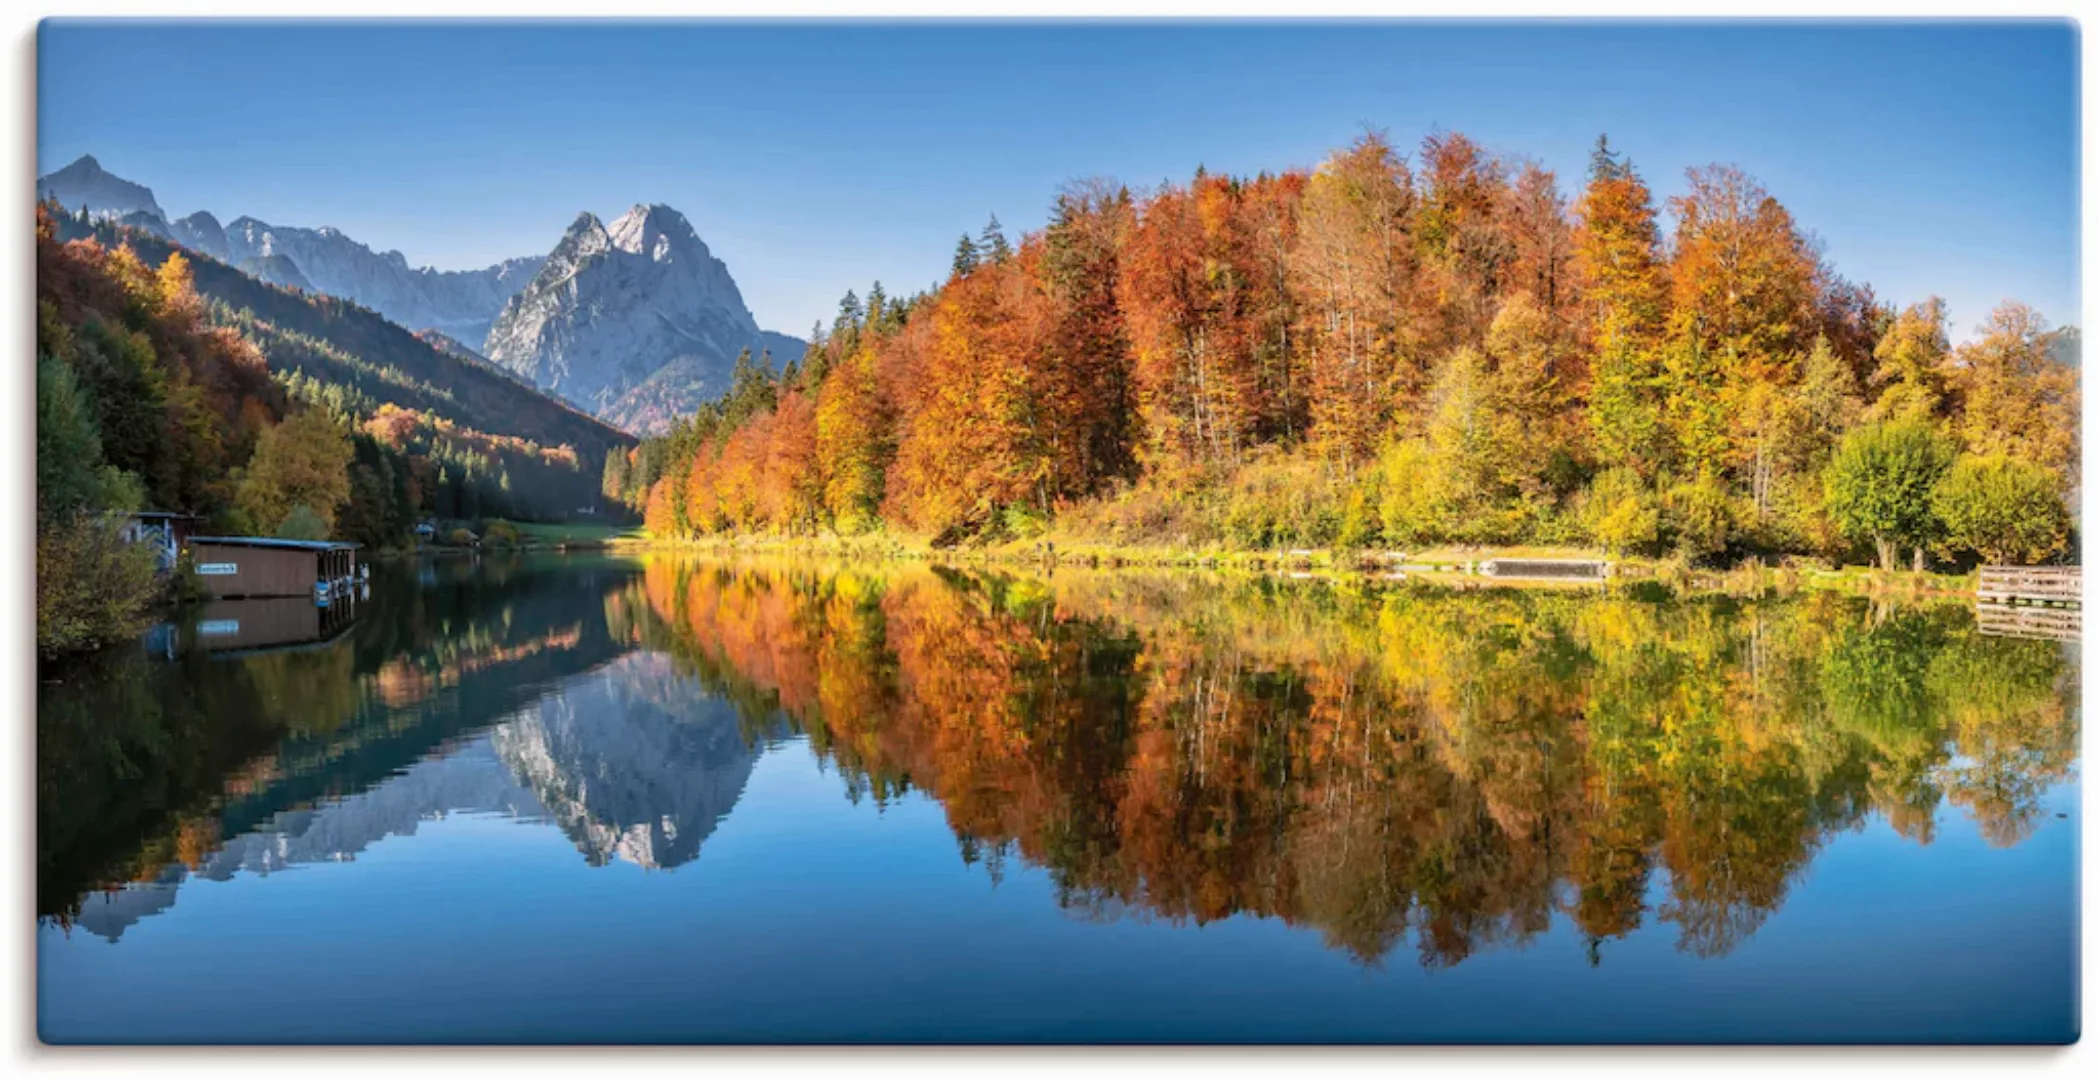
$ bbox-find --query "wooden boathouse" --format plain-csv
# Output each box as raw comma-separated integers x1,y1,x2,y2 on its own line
189,597,359,654
188,536,362,603
144,596,361,660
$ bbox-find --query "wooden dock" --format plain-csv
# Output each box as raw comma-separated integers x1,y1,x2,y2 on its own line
1973,566,2080,643
1480,558,1610,582
1975,565,2081,607
1976,602,2081,642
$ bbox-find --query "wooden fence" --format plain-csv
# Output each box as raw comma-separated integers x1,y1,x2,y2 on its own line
1975,565,2081,606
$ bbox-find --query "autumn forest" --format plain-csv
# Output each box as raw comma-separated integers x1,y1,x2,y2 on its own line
608,132,2078,570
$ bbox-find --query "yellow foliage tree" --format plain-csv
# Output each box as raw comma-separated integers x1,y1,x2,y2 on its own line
236,408,352,536
1950,302,2078,480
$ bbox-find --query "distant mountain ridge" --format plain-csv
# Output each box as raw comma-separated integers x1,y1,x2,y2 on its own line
36,154,163,219
39,154,807,435
37,154,544,346
53,212,636,519
222,216,545,344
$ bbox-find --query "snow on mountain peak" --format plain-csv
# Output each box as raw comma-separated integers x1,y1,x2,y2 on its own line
607,203,709,264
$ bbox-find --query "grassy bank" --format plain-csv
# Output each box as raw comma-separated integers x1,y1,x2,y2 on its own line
370,520,645,559
509,521,645,547
605,530,1979,599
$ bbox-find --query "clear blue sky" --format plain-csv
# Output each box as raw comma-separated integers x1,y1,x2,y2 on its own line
39,19,2079,341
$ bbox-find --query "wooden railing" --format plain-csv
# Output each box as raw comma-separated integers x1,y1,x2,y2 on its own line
1976,565,2081,606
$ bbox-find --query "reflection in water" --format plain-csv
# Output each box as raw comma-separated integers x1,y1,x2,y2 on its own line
39,554,2078,976
41,556,630,933
68,738,547,942
41,556,786,941
492,651,773,870
624,558,2079,967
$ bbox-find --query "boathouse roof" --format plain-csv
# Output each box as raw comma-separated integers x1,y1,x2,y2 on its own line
190,536,362,552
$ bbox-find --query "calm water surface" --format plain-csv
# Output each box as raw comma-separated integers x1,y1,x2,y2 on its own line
37,554,2080,1043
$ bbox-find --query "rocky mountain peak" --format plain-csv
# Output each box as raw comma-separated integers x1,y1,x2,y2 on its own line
170,211,229,261
37,153,166,220
483,200,800,432
554,211,612,258
607,203,706,264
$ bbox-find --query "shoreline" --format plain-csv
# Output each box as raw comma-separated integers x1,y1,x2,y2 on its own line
581,532,1981,600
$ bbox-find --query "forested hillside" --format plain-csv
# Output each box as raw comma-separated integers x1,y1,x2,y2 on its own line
37,209,312,653
35,202,641,657
609,131,2077,570
52,207,635,521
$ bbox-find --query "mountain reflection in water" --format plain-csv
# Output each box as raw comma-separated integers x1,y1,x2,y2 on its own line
36,553,2079,1042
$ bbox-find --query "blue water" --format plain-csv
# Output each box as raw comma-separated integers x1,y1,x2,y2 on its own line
37,554,2081,1043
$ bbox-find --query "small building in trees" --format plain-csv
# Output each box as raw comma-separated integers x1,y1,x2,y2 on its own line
119,512,201,572
188,536,362,603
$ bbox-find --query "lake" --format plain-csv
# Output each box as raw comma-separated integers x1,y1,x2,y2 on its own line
36,553,2080,1044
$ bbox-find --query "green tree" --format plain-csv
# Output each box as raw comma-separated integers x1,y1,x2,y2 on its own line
1589,134,1630,182
73,317,171,501
1658,315,1731,477
951,233,981,278
835,290,864,335
37,354,106,521
482,519,523,548
1932,455,2071,565
36,514,161,657
979,214,1013,263
274,504,330,541
35,353,161,657
1822,419,1956,570
1589,315,1665,475
719,348,778,432
601,449,630,503
1775,335,1863,472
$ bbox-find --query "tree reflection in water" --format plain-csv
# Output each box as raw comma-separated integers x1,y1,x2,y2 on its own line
38,554,2076,971
629,556,2078,967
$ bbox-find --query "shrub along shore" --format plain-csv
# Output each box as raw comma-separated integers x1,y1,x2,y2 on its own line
604,531,1979,601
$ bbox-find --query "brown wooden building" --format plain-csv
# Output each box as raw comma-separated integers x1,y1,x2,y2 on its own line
187,597,360,654
188,536,361,601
